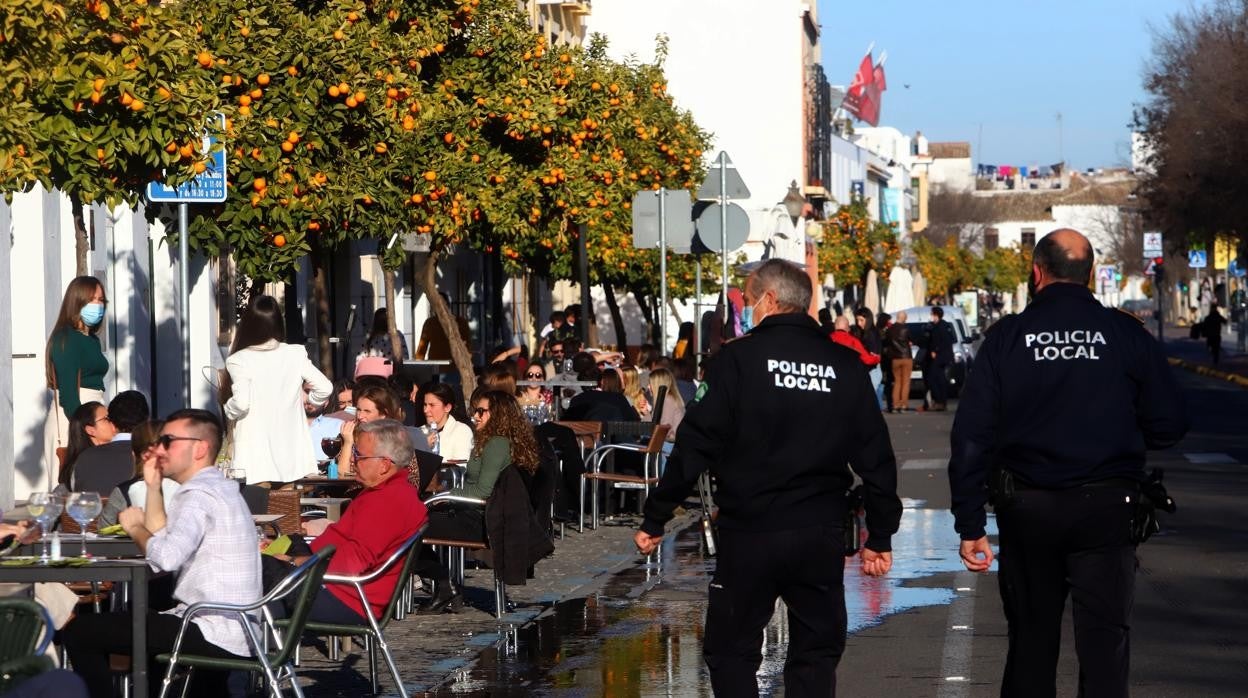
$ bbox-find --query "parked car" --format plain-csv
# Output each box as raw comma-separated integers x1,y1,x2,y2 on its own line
1119,299,1155,321
895,305,977,401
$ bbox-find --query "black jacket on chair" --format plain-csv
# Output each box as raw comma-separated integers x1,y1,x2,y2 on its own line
485,466,555,585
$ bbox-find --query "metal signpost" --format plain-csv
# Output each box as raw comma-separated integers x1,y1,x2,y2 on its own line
632,189,694,351
697,152,751,325
145,113,228,407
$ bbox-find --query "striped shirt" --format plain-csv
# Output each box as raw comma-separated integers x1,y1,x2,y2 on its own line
146,467,261,657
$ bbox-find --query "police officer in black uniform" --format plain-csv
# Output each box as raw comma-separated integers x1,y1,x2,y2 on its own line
949,228,1188,698
635,259,902,697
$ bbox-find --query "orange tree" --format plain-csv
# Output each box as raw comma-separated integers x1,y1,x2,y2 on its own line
913,235,976,300
975,243,1031,295
817,198,901,291
0,0,219,273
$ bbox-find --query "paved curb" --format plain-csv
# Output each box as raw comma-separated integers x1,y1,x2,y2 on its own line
1167,356,1248,389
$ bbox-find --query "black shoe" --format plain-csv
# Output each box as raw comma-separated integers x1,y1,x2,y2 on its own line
417,580,463,615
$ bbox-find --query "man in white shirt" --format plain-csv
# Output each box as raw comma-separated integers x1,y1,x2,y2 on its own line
64,409,262,697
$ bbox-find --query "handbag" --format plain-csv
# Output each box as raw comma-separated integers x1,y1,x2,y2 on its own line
354,355,393,379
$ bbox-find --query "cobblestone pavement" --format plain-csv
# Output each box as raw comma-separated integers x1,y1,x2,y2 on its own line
292,512,698,696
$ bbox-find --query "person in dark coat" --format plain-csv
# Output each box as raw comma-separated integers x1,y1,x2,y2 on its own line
561,367,640,423
923,306,956,410
1203,302,1227,365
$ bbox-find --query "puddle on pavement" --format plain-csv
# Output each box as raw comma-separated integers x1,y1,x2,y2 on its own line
432,504,996,696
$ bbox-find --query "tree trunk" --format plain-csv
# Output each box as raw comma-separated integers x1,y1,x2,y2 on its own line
383,263,402,360
420,249,477,399
71,193,90,276
632,284,658,345
310,243,334,378
602,280,627,351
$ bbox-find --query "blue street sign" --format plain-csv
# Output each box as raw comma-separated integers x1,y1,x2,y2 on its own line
1188,248,1207,269
146,112,228,203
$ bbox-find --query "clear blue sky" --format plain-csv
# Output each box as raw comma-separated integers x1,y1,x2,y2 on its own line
817,0,1184,170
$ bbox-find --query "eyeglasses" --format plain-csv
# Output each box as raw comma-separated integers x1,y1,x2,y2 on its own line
157,434,202,450
472,407,490,417
551,349,565,354
350,447,391,466
93,416,113,425
526,373,545,379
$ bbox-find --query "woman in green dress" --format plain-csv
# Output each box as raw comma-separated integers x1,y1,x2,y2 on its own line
43,276,109,491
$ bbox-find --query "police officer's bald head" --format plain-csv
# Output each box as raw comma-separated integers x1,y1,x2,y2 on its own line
1034,228,1094,290
747,259,812,314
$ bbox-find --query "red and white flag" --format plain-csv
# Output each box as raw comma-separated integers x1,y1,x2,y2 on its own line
842,53,874,120
844,52,887,127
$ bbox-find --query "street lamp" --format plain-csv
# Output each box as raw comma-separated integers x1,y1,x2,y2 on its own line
781,180,805,225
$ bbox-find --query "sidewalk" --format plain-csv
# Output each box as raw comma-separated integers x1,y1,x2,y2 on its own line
292,512,696,696
1162,325,1248,388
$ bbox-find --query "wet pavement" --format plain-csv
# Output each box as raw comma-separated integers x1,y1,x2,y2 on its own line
430,499,998,696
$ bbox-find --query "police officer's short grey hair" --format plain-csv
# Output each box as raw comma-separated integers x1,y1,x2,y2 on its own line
748,259,812,313
355,418,415,466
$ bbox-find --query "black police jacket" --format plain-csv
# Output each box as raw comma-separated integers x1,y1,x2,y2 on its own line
949,282,1189,540
640,313,902,552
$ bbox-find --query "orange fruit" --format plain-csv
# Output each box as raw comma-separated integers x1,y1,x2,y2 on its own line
238,105,251,116
96,147,106,160
157,86,172,100
239,26,250,37
253,177,267,190
280,141,294,153
120,92,133,106
344,96,358,108
256,73,270,86
333,29,345,41
196,51,213,68
273,234,286,247
90,92,101,104
560,53,570,63
192,161,207,174
287,131,300,143
130,99,144,111
443,132,455,144
287,66,298,76
238,95,251,106
165,141,178,154
92,77,105,92
410,193,424,204
338,82,349,94
346,11,359,22
374,142,387,154
423,171,437,182
353,91,366,103
250,88,263,100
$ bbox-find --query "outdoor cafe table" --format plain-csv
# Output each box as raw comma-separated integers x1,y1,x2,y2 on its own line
18,533,140,558
518,379,596,419
0,558,150,695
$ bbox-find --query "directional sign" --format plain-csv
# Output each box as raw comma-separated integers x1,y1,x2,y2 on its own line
631,189,694,250
694,201,750,252
1188,248,1208,269
1097,265,1115,282
146,112,228,203
696,151,751,200
1143,231,1163,258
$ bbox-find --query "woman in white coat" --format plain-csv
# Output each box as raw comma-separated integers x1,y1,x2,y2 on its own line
223,296,332,484
420,383,473,461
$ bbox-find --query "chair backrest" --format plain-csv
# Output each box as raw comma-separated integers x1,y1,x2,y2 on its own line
0,598,53,661
265,489,302,535
241,484,270,516
266,546,335,666
58,495,109,534
643,424,671,455
376,523,430,627
650,385,667,425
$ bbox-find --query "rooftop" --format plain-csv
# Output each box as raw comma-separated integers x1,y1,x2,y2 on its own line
928,142,971,159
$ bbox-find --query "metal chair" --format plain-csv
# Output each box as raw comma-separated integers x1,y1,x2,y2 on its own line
284,524,428,697
579,423,671,531
421,493,508,619
0,599,55,693
155,546,335,698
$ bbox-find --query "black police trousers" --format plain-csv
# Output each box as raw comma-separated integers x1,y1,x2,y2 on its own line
704,524,846,698
996,484,1138,698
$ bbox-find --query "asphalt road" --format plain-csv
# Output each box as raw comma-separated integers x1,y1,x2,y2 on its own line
837,365,1248,697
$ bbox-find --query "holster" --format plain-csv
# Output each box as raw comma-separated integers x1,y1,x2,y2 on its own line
844,485,864,557
696,473,717,557
988,467,1017,511
1131,468,1177,545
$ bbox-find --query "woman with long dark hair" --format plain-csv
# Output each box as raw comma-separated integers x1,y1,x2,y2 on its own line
59,401,118,490
43,276,110,491
223,295,332,483
852,307,886,409
421,382,473,460
416,391,541,614
359,307,408,362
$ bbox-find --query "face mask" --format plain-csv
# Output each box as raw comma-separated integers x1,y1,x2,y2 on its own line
80,303,105,327
740,302,761,334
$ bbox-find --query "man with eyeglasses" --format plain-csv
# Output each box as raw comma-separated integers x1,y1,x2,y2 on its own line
276,419,426,624
63,409,261,697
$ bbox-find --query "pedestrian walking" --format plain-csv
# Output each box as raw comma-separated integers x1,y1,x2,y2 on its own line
43,276,110,491
635,259,902,698
883,310,914,412
1202,302,1227,366
948,228,1188,697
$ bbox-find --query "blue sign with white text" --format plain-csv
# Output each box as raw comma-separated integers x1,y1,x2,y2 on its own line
146,112,228,203
1188,249,1207,269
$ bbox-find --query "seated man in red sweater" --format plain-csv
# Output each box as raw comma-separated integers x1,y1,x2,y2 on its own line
272,419,427,623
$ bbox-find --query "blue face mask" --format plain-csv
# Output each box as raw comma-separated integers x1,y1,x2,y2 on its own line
740,303,761,334
80,303,105,327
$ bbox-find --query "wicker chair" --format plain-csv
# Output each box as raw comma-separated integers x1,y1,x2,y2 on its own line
266,488,303,536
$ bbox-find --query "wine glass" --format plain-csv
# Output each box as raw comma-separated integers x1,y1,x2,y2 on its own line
27,493,63,562
227,467,247,486
321,436,343,460
67,492,102,558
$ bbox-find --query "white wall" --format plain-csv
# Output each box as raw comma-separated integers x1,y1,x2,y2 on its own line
929,157,974,193
584,0,807,213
